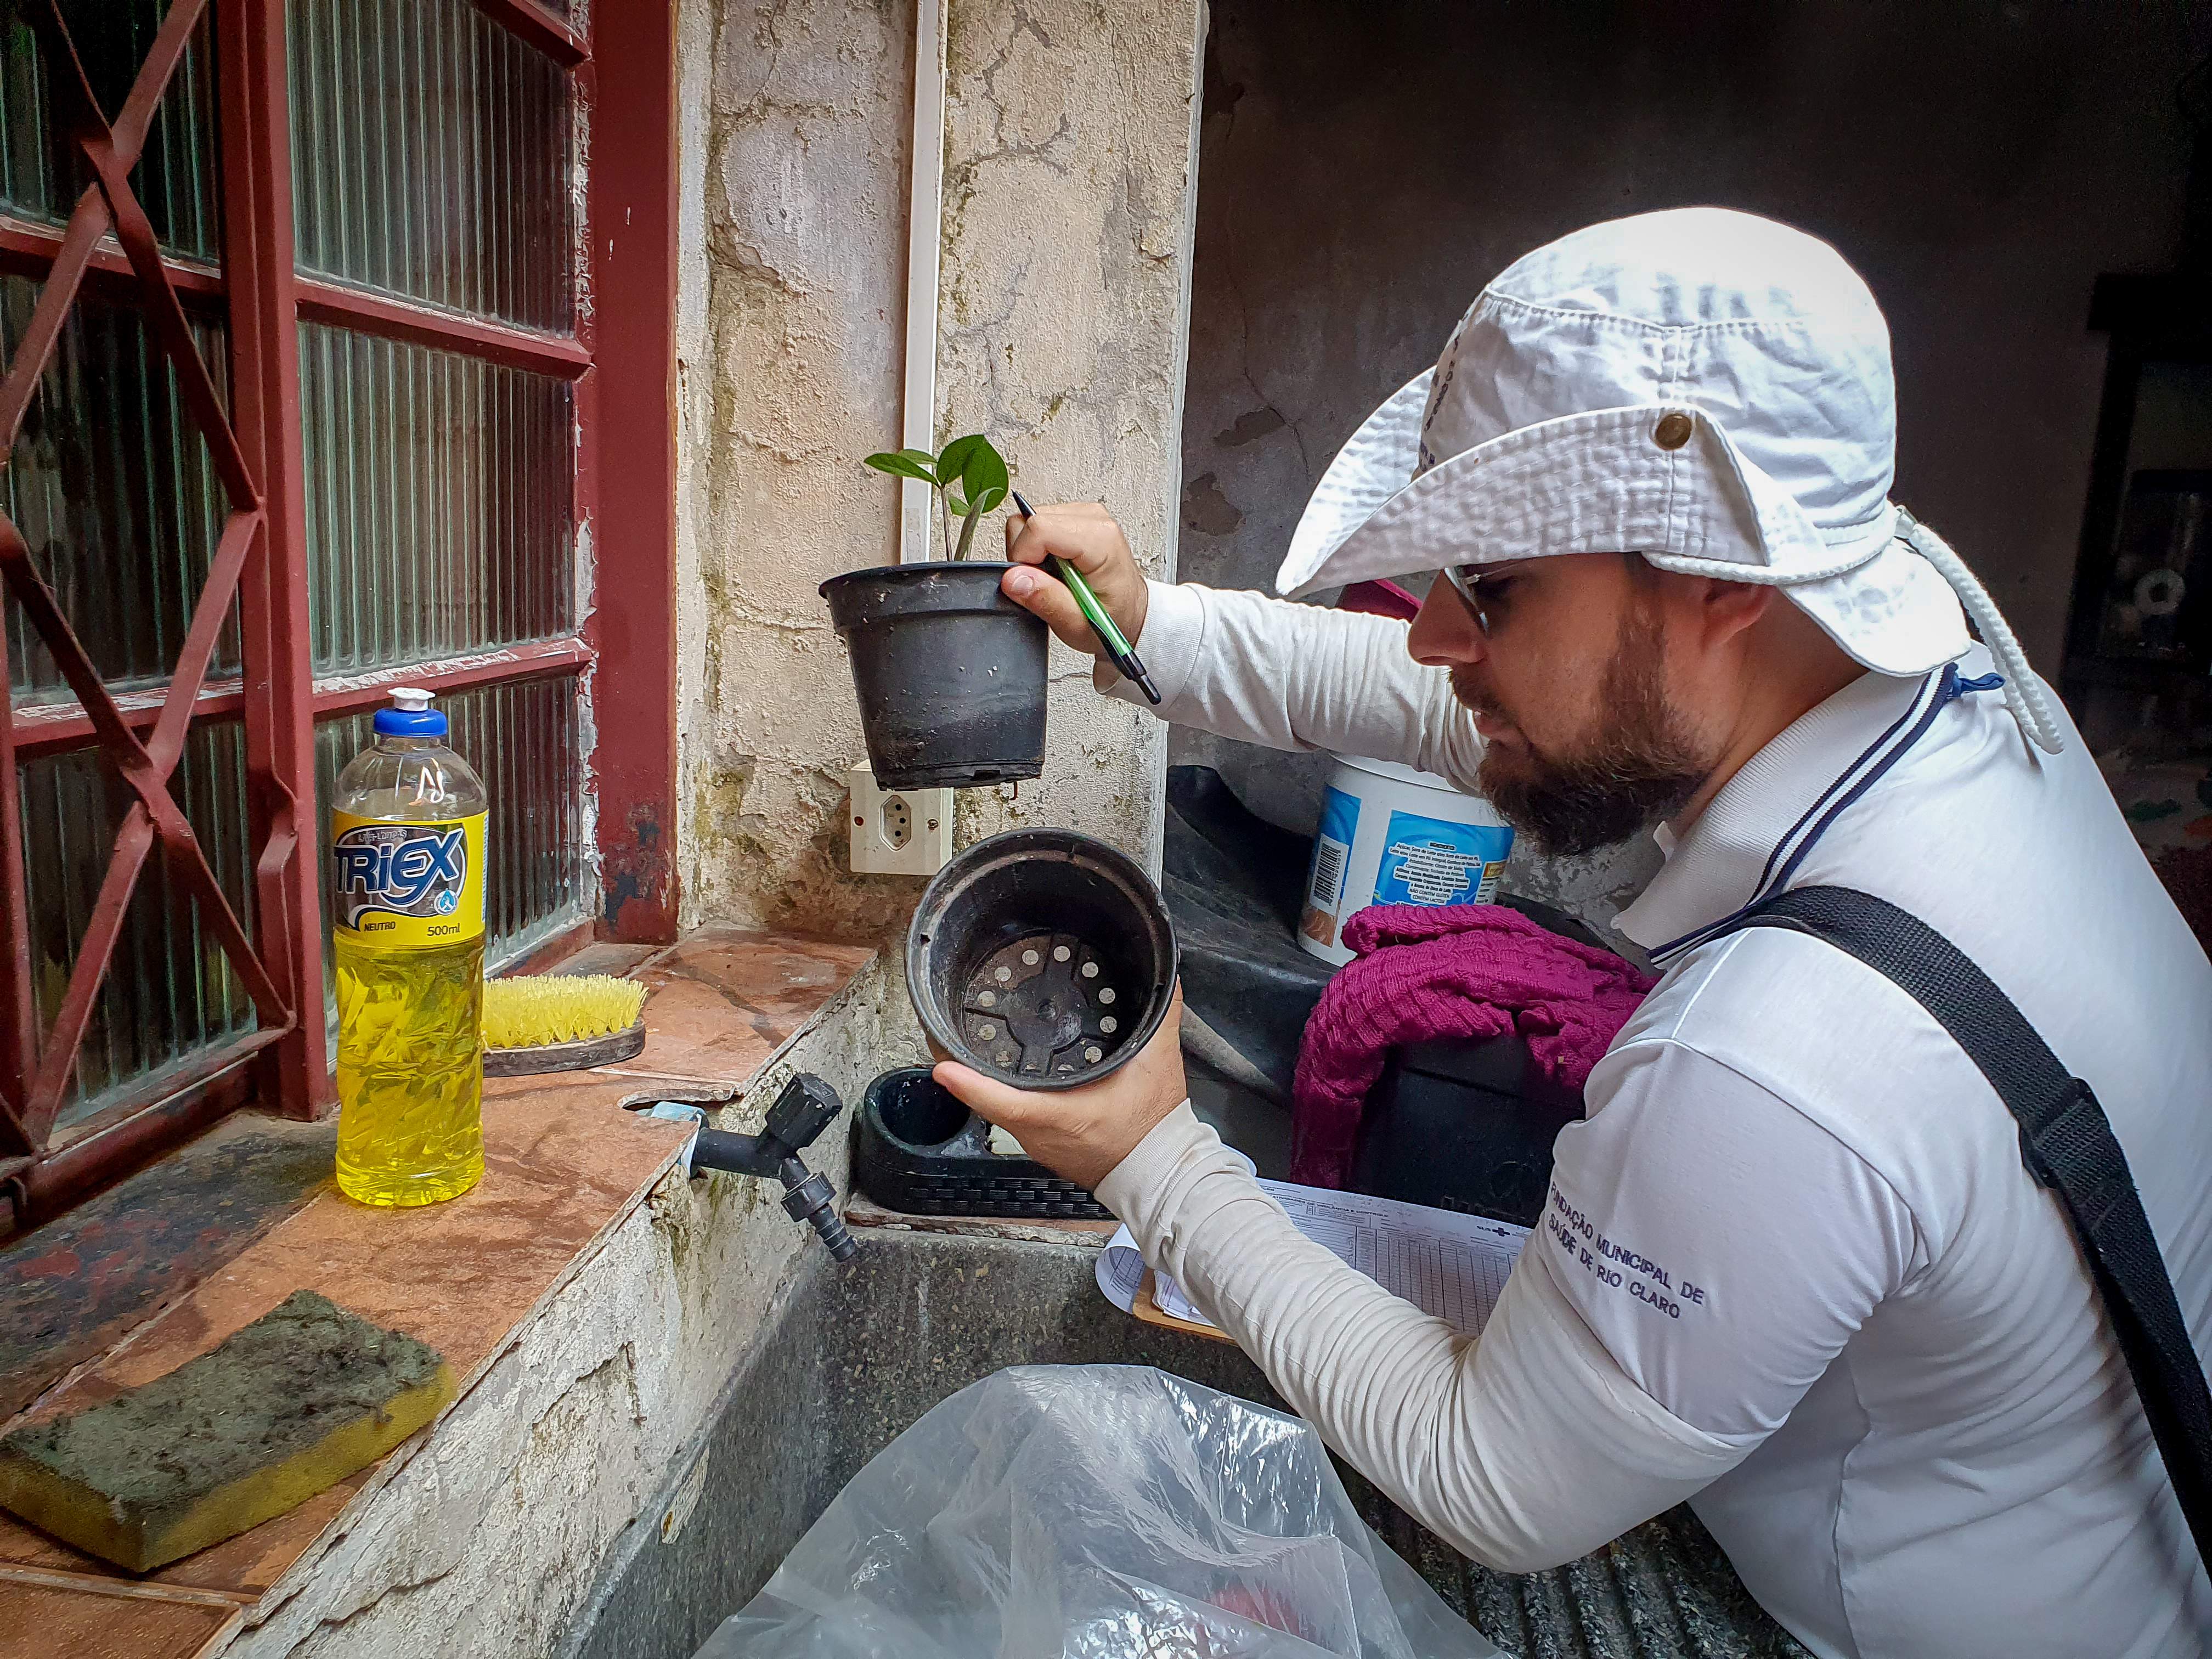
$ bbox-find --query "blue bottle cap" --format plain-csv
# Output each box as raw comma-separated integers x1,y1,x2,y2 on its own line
374,687,447,737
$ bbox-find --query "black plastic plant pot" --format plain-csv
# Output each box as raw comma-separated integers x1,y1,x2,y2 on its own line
853,1067,1111,1219
820,562,1048,791
907,828,1178,1091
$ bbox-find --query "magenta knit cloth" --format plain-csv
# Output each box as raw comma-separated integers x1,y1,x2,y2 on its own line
1289,904,1656,1188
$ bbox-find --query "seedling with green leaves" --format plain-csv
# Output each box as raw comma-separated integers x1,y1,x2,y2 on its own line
864,434,1011,560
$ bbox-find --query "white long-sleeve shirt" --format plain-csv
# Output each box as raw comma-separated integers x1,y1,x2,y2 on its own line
1092,580,2212,1658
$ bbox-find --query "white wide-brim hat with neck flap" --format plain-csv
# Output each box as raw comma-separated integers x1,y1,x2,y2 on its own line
1276,207,2064,753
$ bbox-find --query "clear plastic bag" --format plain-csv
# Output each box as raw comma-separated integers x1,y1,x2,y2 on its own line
696,1364,1502,1658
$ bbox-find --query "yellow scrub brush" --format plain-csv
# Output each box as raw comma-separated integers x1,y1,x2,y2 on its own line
483,974,648,1076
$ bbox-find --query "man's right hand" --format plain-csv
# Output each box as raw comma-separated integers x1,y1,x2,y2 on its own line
1000,501,1150,659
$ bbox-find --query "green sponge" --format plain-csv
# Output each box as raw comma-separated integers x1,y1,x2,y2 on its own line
0,1289,454,1572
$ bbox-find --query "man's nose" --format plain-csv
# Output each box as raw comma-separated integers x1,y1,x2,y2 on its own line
1407,580,1487,667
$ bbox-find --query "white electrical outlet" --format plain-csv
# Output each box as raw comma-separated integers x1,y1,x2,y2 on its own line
847,765,952,876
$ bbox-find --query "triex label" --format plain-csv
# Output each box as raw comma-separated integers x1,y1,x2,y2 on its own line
330,812,486,946
1299,785,1361,950
1372,809,1512,907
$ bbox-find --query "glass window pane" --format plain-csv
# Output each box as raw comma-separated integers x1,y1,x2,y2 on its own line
314,673,584,980
1,275,237,706
20,721,257,1134
298,320,573,674
0,1,223,263
287,0,577,332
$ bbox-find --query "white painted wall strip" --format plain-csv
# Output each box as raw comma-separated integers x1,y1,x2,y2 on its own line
900,0,947,564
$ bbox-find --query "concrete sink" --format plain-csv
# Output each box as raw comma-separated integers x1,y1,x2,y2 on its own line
564,1227,1804,1659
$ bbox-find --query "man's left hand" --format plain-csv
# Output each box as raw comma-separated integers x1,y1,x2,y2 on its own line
933,985,1189,1194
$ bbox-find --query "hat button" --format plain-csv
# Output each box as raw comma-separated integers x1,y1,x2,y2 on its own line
1654,412,1694,451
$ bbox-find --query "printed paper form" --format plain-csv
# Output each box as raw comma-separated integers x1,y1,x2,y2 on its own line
1096,1180,1528,1335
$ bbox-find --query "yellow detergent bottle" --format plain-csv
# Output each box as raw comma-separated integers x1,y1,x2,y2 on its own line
330,688,488,1205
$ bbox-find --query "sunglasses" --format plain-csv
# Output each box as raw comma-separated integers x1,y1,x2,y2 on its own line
1437,553,1641,635
1438,565,1498,635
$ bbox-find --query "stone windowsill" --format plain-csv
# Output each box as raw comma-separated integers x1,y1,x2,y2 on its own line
0,927,876,1656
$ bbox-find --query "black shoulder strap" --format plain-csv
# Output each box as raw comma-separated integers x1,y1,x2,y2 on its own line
1729,884,2212,1571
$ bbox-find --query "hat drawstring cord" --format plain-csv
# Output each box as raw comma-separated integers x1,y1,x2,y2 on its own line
1893,506,2067,756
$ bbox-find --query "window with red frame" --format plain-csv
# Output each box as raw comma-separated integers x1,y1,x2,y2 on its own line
0,0,674,1234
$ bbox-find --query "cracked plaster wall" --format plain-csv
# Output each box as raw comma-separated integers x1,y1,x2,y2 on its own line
1172,0,2208,941
676,0,919,943
676,0,1207,940
933,0,1207,867
223,956,927,1659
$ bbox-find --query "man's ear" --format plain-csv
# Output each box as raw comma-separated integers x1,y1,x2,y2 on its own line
1697,578,1777,650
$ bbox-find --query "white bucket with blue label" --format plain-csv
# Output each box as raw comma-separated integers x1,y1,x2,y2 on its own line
1297,753,1514,967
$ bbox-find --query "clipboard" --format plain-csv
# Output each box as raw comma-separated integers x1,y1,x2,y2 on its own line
1132,1269,1236,1345
1097,1182,1530,1344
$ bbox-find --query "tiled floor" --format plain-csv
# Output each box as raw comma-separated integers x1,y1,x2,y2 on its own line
0,928,874,1634
0,1567,243,1659
606,931,875,1088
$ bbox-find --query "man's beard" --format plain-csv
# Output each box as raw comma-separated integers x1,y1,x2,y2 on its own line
1455,606,1710,858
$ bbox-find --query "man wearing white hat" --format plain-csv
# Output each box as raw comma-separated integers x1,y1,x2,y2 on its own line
936,209,2212,1655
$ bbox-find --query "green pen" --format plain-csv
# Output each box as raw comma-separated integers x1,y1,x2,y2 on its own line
1010,491,1162,706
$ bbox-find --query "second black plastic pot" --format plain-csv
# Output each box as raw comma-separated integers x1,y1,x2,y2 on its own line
907,828,1178,1090
820,561,1047,791
853,1067,1110,1218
